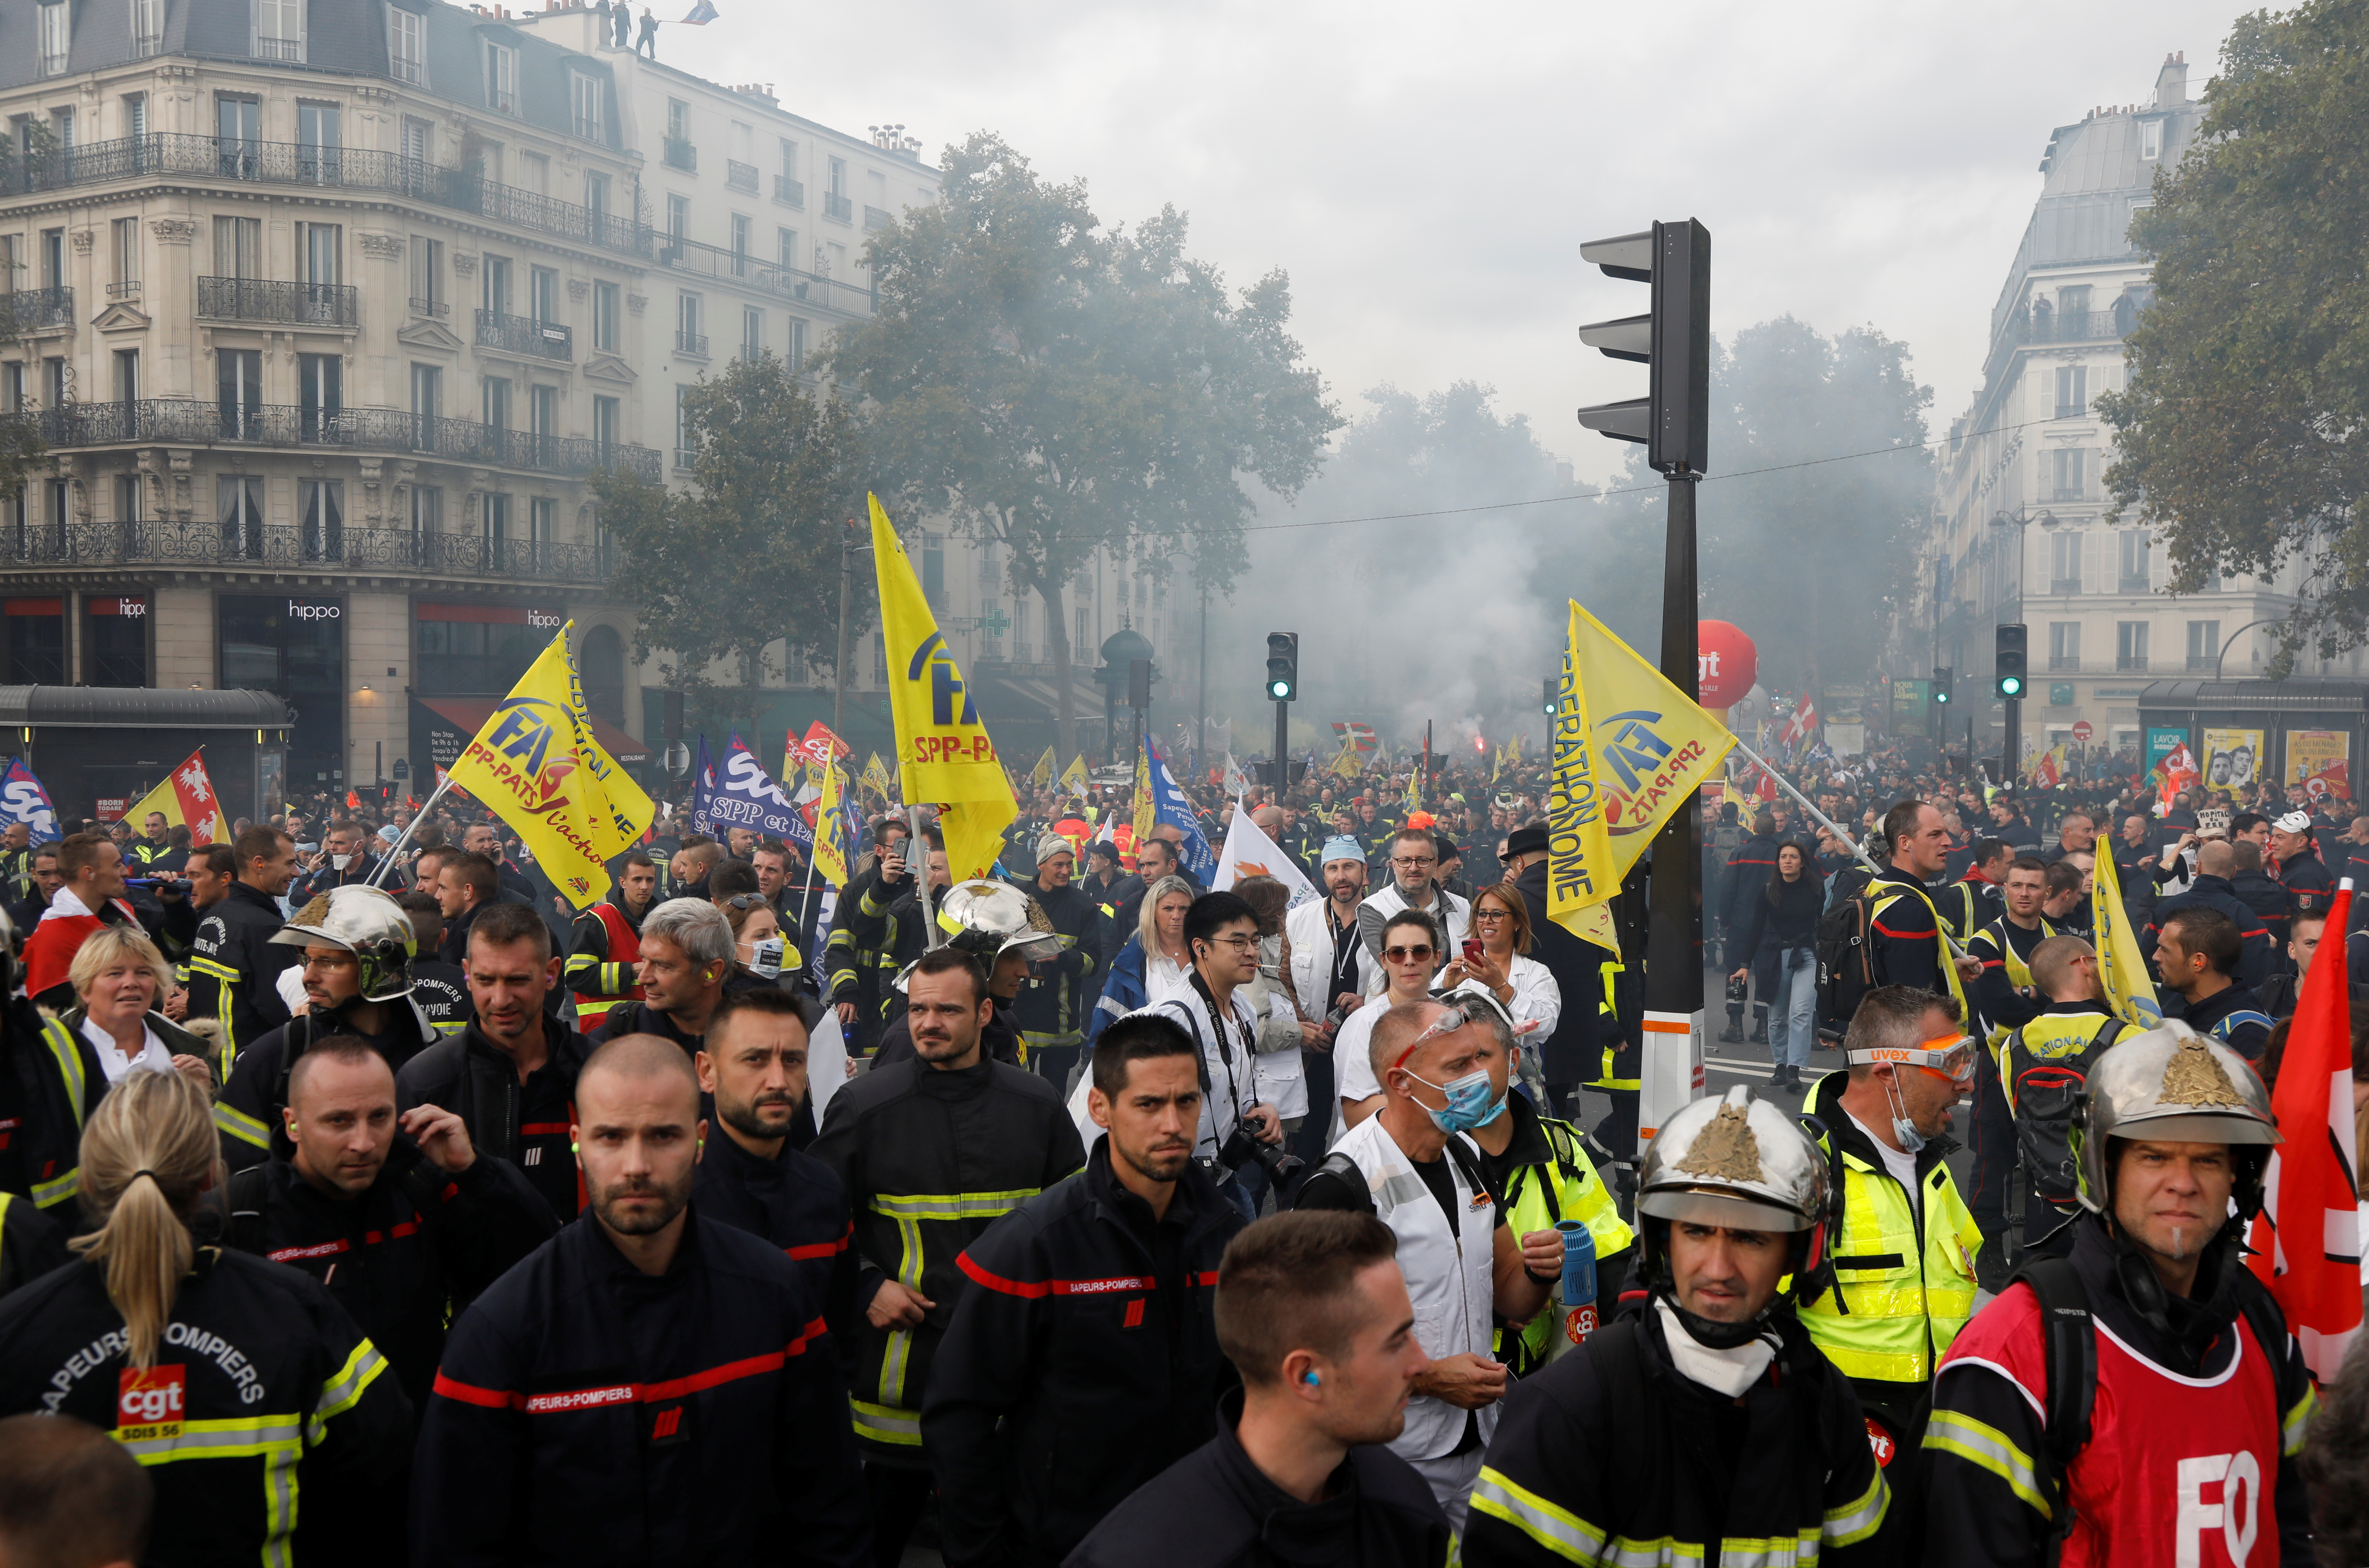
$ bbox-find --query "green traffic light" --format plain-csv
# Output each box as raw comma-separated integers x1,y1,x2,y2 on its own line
1999,676,2024,697
1268,680,1291,700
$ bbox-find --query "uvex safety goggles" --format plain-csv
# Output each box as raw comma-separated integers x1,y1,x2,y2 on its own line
1845,1033,1976,1089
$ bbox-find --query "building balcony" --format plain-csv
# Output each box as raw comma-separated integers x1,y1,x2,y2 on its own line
674,330,708,357
864,205,892,231
653,230,873,316
663,137,697,172
0,516,612,582
823,191,852,223
3,286,75,334
106,280,141,299
474,308,573,361
774,174,803,206
726,159,758,193
1,133,651,259
409,296,449,318
197,276,359,327
4,398,660,481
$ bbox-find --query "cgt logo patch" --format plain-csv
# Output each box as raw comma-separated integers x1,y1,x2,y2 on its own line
117,1365,186,1441
1865,1415,1897,1468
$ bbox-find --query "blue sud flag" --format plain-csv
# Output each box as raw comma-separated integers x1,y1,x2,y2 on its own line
0,758,59,844
1146,742,1217,883
694,733,811,847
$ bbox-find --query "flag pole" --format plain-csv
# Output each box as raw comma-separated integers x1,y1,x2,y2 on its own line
368,774,456,888
1726,733,1972,961
908,802,938,951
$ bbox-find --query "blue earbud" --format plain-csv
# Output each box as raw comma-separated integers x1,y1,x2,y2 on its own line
1302,1372,1319,1386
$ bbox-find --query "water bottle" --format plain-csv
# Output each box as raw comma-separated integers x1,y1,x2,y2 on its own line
1558,1219,1599,1346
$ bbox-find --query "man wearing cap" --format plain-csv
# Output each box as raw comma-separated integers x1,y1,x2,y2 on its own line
1284,834,1371,1160
1463,1083,1889,1568
1004,832,1105,1088
1798,984,1984,1534
1923,1024,2316,1566
2272,808,2334,931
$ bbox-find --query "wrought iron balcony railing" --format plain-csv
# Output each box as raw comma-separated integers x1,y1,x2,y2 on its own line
774,174,803,206
2,398,659,481
823,191,852,222
726,159,757,192
2,286,75,332
474,308,574,361
0,516,614,581
197,276,359,327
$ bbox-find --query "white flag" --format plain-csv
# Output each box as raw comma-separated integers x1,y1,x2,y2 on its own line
1222,754,1249,799
1213,806,1319,910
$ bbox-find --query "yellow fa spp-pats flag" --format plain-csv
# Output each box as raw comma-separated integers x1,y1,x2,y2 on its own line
1547,600,1736,943
814,760,853,889
870,494,1016,882
861,752,894,800
446,622,652,909
1132,752,1155,842
1058,752,1089,796
1030,746,1056,790
2090,837,2163,1030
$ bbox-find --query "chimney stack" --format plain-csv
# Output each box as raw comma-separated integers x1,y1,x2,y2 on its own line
2156,50,2189,110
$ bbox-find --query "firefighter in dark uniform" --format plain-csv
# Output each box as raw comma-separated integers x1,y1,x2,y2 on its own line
412,1034,871,1567
809,946,1086,1568
827,820,912,1056
1004,832,1106,1086
186,823,305,1063
1463,1085,1888,1568
2272,808,2335,936
565,849,659,1031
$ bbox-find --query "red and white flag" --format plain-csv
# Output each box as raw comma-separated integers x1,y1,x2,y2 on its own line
798,720,853,766
2248,878,2362,1380
1779,694,1818,750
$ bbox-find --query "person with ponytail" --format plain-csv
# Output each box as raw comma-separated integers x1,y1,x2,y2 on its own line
0,1069,412,1568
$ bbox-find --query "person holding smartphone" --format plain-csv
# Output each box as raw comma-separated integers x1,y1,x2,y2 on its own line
1441,883,1560,1105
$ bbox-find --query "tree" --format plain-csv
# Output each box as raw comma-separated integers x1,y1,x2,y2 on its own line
826,131,1341,760
2099,0,2369,655
592,353,865,735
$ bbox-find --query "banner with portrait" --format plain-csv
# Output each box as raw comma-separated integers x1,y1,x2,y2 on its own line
2286,729,2353,805
2202,728,2264,794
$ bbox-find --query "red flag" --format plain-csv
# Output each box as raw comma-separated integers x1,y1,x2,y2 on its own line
2248,878,2362,1380
346,789,361,810
1753,766,1778,804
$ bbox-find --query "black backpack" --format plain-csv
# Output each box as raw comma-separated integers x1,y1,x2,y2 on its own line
2004,1019,2126,1223
1814,880,1882,1038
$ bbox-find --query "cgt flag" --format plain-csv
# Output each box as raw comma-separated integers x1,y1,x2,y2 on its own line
124,750,227,846
1548,599,1734,941
449,622,653,909
2249,878,2362,1380
871,493,1015,880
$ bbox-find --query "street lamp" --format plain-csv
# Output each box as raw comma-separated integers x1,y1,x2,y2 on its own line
2213,618,2281,682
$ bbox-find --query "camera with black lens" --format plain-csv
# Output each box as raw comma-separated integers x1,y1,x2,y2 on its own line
1217,1126,1305,1188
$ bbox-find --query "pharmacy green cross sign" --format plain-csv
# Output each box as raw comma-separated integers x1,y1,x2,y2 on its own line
980,605,1011,638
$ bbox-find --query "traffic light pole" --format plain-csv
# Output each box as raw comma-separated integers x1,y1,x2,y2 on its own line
1274,699,1289,796
1639,472,1704,1157
2003,697,2019,789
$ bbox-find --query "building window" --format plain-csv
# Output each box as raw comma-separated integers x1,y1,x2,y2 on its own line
482,253,510,314
2142,119,2162,161
484,492,511,550
666,194,690,246
740,305,761,361
87,591,147,687
253,0,303,61
411,483,441,544
730,213,750,277
410,363,440,424
296,221,341,286
38,229,63,291
921,533,945,608
2116,621,2150,672
219,475,264,557
2050,447,2086,502
213,216,261,280
585,170,611,225
530,265,557,324
123,93,149,142
217,348,262,436
410,236,443,316
300,478,343,560
485,42,518,114
113,348,137,405
132,0,163,56
400,115,431,177
777,139,802,205
786,316,807,374
38,2,69,77
1076,607,1089,652
676,292,703,355
593,394,619,454
2048,622,2081,671
2118,530,2151,592
111,217,139,297
297,352,340,435
2186,621,2222,672
2054,364,2086,419
571,70,604,141
872,632,888,685
296,100,340,172
518,150,549,198
387,4,425,83
114,472,141,523
482,377,511,430
0,364,20,414
2048,530,2080,594
530,495,554,550
675,385,694,465
592,280,619,352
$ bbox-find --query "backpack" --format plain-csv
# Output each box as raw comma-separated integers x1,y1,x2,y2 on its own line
2003,1019,2126,1233
2017,1256,2292,1563
1814,880,1882,1038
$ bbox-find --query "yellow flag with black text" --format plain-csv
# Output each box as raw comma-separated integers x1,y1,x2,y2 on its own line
1058,752,1088,795
814,760,853,889
1547,600,1735,941
1030,746,1056,790
447,622,652,909
2090,836,2163,1029
870,494,1016,882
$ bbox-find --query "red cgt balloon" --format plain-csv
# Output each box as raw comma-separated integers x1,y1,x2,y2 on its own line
1695,621,1758,708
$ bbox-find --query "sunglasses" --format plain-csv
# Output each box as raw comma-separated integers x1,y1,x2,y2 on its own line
725,894,771,910
1383,944,1436,962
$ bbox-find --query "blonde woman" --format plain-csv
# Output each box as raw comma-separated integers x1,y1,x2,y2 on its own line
0,1071,412,1564
64,924,213,1092
1086,875,1196,1046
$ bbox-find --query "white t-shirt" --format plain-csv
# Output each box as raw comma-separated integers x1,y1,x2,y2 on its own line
1332,1002,1388,1111
80,1015,174,1084
1848,1109,1922,1213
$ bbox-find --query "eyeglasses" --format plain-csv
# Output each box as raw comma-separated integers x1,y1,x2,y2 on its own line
1390,855,1437,869
1205,934,1259,952
1471,906,1512,921
1383,944,1436,962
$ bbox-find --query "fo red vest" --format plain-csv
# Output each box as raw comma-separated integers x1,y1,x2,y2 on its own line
573,900,645,1024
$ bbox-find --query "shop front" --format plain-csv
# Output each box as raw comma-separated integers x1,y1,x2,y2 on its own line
219,594,346,788
2136,679,2367,809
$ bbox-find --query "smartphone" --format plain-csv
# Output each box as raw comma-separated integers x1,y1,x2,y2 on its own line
1462,938,1484,968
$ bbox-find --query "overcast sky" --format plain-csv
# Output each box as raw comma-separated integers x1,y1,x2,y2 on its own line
659,0,2243,491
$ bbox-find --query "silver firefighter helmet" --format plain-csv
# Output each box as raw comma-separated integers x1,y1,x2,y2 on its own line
2074,1021,2280,1214
1638,1083,1831,1235
891,880,1062,995
270,883,418,1001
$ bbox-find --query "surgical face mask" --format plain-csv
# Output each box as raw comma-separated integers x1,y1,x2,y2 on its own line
330,854,353,871
1882,1071,1926,1155
740,936,785,979
1472,1079,1511,1129
1403,1065,1495,1134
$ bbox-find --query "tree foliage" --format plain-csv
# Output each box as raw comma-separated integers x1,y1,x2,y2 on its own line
825,131,1342,755
593,354,865,732
2099,0,2369,654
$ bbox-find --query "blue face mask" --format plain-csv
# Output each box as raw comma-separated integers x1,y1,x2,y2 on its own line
1405,1066,1496,1133
1473,1082,1510,1129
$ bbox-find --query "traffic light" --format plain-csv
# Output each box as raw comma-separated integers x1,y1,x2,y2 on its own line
1543,677,1556,717
1575,219,1713,476
1993,625,2028,699
1265,632,1298,702
1933,666,1953,706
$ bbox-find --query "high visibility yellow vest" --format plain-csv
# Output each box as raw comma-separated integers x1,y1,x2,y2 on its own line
1496,1115,1636,1373
1797,1101,1983,1386
1999,1010,2122,1116
1585,958,1639,1091
1867,879,1970,1023
1972,916,2056,1053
